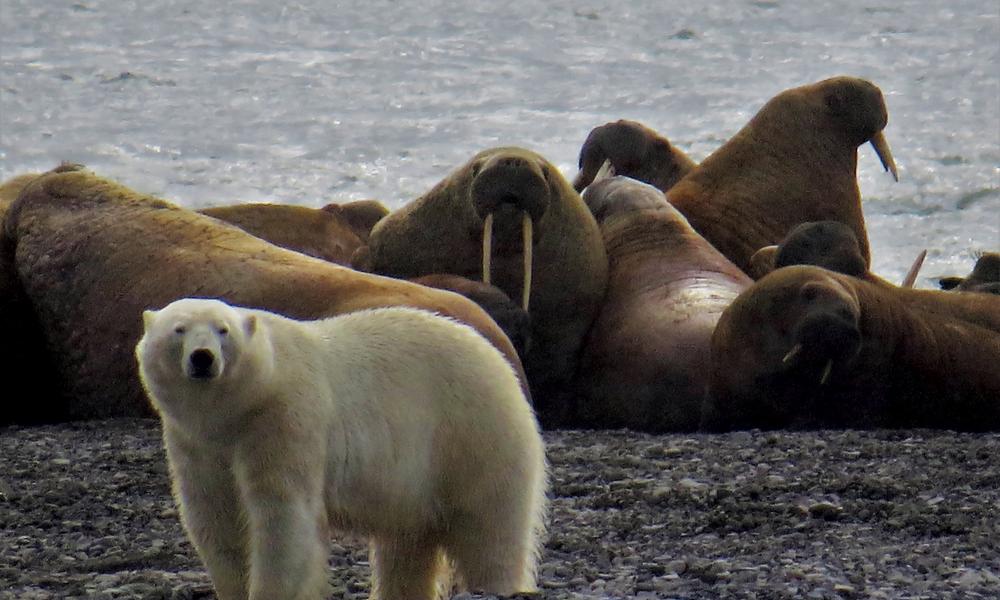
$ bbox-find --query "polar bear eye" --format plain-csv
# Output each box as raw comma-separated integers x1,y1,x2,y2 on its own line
174,325,186,335
218,326,229,336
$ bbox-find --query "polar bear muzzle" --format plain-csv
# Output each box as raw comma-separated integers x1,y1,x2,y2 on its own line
181,322,228,381
186,348,219,380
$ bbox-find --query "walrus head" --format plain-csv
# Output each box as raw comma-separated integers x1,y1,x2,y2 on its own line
779,278,862,386
706,266,865,430
572,119,697,193
939,252,1000,295
816,76,898,181
470,149,551,311
774,220,868,278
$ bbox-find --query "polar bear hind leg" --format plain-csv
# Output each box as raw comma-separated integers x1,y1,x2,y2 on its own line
443,498,541,594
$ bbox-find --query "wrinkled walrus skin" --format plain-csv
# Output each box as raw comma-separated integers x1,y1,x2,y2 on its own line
1,166,527,423
666,76,898,274
575,176,751,432
704,266,1000,432
359,147,609,426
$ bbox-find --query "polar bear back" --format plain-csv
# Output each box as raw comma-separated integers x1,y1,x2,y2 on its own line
256,306,544,535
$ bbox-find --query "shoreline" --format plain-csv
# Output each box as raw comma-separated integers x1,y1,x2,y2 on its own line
2,419,998,599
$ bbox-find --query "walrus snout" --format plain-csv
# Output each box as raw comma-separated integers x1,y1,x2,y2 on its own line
819,76,898,181
791,311,860,359
471,155,549,223
781,280,862,384
473,154,549,311
186,348,219,380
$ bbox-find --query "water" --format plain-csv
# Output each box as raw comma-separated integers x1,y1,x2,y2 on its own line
1,0,997,284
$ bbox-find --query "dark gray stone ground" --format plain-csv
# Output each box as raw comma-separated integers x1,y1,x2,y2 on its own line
2,419,998,599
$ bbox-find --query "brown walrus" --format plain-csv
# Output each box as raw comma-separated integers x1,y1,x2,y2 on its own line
746,220,926,288
356,147,609,426
572,119,696,193
0,172,40,205
411,274,531,359
575,175,751,431
199,200,387,266
324,199,389,243
1,165,526,423
704,265,1000,431
666,76,898,273
1,171,61,423
938,252,1000,295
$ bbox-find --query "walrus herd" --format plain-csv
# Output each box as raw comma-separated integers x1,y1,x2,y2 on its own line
2,75,996,431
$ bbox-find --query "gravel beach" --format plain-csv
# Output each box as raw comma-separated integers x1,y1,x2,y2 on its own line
2,419,998,599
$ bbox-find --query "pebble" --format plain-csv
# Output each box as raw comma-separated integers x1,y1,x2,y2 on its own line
3,421,999,600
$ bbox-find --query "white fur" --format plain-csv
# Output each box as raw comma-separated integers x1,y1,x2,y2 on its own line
135,298,547,600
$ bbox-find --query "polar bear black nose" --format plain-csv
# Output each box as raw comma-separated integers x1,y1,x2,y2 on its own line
189,349,216,379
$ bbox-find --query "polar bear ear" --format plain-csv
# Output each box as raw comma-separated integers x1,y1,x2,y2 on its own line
243,314,257,337
142,309,157,331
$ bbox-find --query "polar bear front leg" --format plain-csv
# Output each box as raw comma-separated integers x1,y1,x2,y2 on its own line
370,536,445,600
234,435,331,600
163,431,249,600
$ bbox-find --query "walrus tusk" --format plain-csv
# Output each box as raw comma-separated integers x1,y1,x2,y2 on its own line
900,249,927,288
782,343,803,364
482,212,494,285
594,158,616,183
870,131,898,182
820,360,834,385
522,212,533,311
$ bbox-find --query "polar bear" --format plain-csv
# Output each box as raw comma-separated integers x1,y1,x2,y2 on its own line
135,298,548,600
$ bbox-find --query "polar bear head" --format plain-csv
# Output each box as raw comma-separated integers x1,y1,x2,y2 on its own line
136,298,263,417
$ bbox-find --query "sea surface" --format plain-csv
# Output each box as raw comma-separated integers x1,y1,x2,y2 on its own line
1,0,997,284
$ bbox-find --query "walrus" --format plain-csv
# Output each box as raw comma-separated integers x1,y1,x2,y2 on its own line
704,265,1000,431
746,220,926,287
358,147,609,426
1,165,527,423
0,172,40,205
938,252,1000,295
666,76,898,273
410,273,531,358
199,203,363,265
575,175,751,431
323,199,389,243
572,119,697,193
1,171,62,423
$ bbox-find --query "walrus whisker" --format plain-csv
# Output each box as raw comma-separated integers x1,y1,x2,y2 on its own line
820,360,834,385
900,249,927,288
870,131,898,182
522,212,533,311
482,212,494,285
594,159,616,183
782,343,803,364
